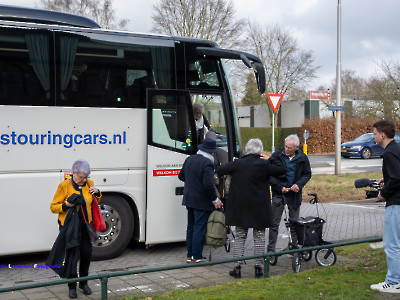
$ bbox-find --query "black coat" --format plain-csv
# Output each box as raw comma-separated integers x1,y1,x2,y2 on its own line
46,197,86,278
217,154,286,229
381,140,400,207
178,153,217,212
270,147,312,209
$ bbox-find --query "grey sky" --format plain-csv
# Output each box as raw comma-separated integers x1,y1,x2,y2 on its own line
2,0,400,90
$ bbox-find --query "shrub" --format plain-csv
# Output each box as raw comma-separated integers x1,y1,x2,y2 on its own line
299,117,400,154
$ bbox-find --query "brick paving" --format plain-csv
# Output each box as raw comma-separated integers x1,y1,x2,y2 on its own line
0,198,385,299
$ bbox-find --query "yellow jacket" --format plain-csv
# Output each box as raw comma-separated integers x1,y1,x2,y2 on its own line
50,178,102,225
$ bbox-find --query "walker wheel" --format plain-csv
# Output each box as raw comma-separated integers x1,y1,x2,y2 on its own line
315,248,337,266
269,254,278,265
301,250,312,261
292,252,301,273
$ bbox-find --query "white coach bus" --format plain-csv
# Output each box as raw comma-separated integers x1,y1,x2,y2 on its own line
0,5,266,259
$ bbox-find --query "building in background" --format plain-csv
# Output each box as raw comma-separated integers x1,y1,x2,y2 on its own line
237,99,354,128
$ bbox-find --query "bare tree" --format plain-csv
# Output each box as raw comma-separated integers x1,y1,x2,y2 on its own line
365,75,400,120
39,0,128,29
286,86,308,100
245,22,319,121
326,69,367,118
151,0,245,49
379,60,400,87
330,69,366,101
246,22,318,96
335,62,400,120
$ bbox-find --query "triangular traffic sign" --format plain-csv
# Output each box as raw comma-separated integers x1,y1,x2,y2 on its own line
266,94,283,113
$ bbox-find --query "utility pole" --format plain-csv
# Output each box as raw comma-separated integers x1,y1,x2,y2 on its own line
335,0,342,175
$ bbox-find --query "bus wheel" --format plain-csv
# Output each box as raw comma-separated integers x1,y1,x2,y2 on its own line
92,195,134,260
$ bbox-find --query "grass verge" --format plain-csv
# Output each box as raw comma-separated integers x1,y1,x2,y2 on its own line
302,170,382,202
129,244,387,300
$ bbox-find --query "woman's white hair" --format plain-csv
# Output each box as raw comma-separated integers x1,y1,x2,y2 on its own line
72,159,91,175
192,102,204,112
285,134,300,147
245,138,263,154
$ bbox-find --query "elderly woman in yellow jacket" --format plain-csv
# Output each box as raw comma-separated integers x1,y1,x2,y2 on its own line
50,159,101,299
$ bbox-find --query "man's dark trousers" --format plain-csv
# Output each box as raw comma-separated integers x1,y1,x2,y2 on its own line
268,193,300,252
186,207,210,260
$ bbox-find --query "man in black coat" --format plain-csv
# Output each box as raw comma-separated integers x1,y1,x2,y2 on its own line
370,120,400,293
217,138,286,278
267,134,312,253
178,139,223,263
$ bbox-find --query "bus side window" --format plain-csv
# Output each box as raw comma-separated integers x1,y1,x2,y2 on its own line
55,33,175,108
0,64,5,100
127,75,154,108
149,91,195,153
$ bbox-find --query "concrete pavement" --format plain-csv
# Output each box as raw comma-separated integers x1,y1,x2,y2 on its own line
0,199,385,299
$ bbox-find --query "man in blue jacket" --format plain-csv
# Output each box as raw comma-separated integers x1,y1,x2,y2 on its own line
267,134,312,252
178,139,223,263
370,120,400,293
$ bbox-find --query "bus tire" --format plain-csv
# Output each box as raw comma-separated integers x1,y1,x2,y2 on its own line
92,195,134,260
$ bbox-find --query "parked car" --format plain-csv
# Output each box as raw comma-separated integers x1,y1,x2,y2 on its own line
341,132,400,159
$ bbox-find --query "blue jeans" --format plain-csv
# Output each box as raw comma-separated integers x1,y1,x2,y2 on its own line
383,205,400,284
186,207,210,260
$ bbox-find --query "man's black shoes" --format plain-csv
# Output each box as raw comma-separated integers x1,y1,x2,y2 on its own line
79,283,92,295
68,288,77,299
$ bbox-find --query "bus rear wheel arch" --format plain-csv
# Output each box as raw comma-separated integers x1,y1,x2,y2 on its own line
92,194,134,260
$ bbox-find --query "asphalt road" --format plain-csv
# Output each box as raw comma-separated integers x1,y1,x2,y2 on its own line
309,155,382,174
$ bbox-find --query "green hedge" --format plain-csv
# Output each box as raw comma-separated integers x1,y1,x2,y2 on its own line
240,127,300,153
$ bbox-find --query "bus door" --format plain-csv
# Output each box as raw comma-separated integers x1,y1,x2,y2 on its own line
190,93,231,165
146,89,197,244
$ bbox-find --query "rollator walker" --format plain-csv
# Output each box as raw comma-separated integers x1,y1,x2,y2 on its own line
269,193,337,273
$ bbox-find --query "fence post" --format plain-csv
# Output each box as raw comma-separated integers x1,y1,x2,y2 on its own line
101,276,108,300
264,255,270,278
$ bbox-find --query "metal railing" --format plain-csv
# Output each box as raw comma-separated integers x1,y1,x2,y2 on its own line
0,237,382,300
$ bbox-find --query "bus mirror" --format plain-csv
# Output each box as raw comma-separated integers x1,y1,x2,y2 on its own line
252,61,266,94
195,46,266,94
240,54,252,68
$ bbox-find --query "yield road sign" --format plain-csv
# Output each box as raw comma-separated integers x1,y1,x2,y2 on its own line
266,94,283,113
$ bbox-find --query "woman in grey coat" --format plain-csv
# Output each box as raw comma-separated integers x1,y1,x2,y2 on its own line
217,138,286,278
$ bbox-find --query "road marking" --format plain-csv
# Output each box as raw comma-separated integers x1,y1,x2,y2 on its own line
331,203,385,212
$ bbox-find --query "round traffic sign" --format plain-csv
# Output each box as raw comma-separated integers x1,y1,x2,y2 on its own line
303,130,310,140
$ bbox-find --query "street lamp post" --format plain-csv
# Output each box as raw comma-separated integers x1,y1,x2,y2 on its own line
335,0,342,175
